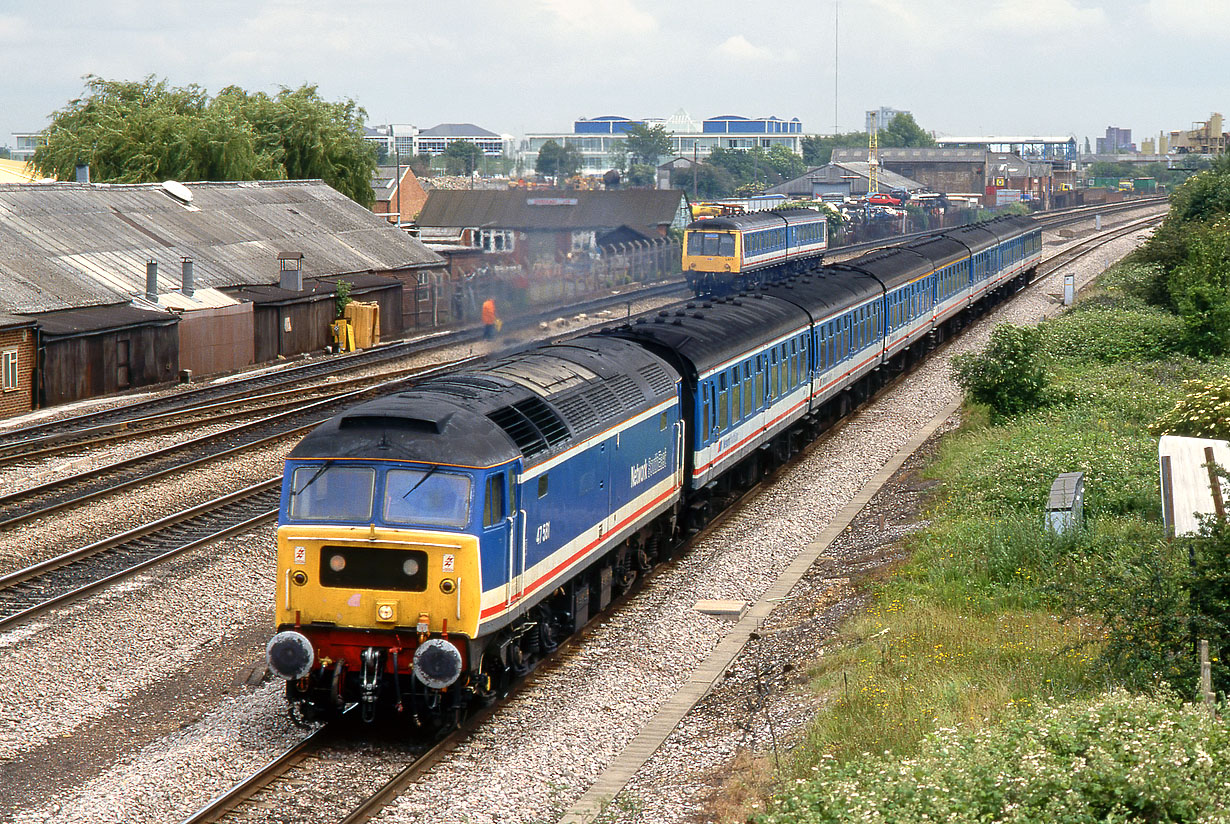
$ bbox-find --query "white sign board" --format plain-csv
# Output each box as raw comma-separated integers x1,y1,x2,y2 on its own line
1159,435,1230,536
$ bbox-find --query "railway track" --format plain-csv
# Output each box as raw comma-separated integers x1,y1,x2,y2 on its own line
0,210,1167,822
0,480,280,631
0,279,691,452
0,365,429,467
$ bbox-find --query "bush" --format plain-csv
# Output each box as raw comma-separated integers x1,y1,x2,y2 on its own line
951,324,1049,422
1042,304,1183,363
759,692,1230,824
1152,376,1230,439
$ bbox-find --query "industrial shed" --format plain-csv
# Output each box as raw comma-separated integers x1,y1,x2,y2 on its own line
0,180,445,411
35,303,179,407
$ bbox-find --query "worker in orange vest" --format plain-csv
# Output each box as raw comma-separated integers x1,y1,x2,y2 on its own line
482,298,498,339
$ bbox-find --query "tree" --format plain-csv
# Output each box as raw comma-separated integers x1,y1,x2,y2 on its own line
443,140,484,176
671,163,735,199
879,112,936,148
0,146,10,159
626,163,656,188
801,131,868,166
32,75,376,206
534,139,580,178
623,123,673,167
951,323,1049,421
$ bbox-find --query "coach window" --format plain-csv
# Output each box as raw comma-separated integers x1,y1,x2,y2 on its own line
483,473,506,528
719,234,735,256
742,362,753,414
769,350,779,398
755,355,765,406
728,368,738,420
538,475,548,498
718,373,729,431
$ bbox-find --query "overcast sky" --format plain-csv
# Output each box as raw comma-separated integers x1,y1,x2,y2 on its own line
2,0,1225,152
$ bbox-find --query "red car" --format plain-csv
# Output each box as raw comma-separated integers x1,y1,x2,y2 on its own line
866,192,902,206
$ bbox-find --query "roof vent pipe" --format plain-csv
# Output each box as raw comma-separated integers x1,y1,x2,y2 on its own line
181,257,194,297
145,260,158,301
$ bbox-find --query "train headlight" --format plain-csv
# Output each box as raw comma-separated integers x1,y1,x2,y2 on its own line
266,631,314,680
413,638,463,689
376,601,397,623
403,557,420,576
328,553,346,572
291,570,308,586
440,578,456,594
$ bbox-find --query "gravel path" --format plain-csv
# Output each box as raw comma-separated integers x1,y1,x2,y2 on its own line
0,211,1161,824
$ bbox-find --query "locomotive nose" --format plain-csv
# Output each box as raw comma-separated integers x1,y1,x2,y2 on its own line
413,638,463,689
267,631,314,680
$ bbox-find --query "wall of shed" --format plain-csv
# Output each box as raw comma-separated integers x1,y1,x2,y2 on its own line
253,281,403,362
178,302,255,377
369,268,437,332
0,327,36,418
41,324,179,407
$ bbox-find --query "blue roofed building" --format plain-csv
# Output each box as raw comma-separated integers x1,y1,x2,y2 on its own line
525,110,804,174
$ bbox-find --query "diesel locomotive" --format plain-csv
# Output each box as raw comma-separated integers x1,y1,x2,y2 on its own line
266,214,1042,727
682,208,828,295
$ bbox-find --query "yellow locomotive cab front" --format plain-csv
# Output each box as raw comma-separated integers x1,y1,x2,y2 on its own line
275,523,481,646
682,228,741,273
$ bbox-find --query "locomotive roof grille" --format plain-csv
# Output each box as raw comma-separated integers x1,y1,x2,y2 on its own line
487,395,570,458
338,414,449,434
638,363,675,396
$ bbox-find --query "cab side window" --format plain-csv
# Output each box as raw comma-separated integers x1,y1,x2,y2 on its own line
483,472,506,528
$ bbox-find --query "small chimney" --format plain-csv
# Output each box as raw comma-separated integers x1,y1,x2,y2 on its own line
145,259,159,301
181,257,195,297
278,252,304,292
75,164,90,183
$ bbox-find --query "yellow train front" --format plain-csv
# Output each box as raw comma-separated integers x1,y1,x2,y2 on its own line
682,208,827,295
264,388,516,727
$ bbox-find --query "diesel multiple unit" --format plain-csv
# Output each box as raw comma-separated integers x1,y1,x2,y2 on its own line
267,214,1042,726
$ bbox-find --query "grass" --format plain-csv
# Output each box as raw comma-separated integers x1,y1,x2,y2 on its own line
793,602,1103,767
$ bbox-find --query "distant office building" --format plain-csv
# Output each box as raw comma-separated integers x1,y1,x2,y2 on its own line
525,110,804,174
10,132,43,162
866,107,910,133
364,123,512,161
1095,126,1135,154
414,124,511,157
364,124,419,160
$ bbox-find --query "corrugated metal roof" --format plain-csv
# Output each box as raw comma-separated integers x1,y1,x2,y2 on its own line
415,189,683,232
36,302,179,338
0,180,445,314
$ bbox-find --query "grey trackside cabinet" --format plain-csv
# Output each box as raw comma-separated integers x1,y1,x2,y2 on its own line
1046,472,1085,534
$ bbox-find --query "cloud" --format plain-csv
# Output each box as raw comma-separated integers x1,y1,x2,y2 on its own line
717,34,796,63
1144,0,1230,36
536,0,658,35
985,0,1107,34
